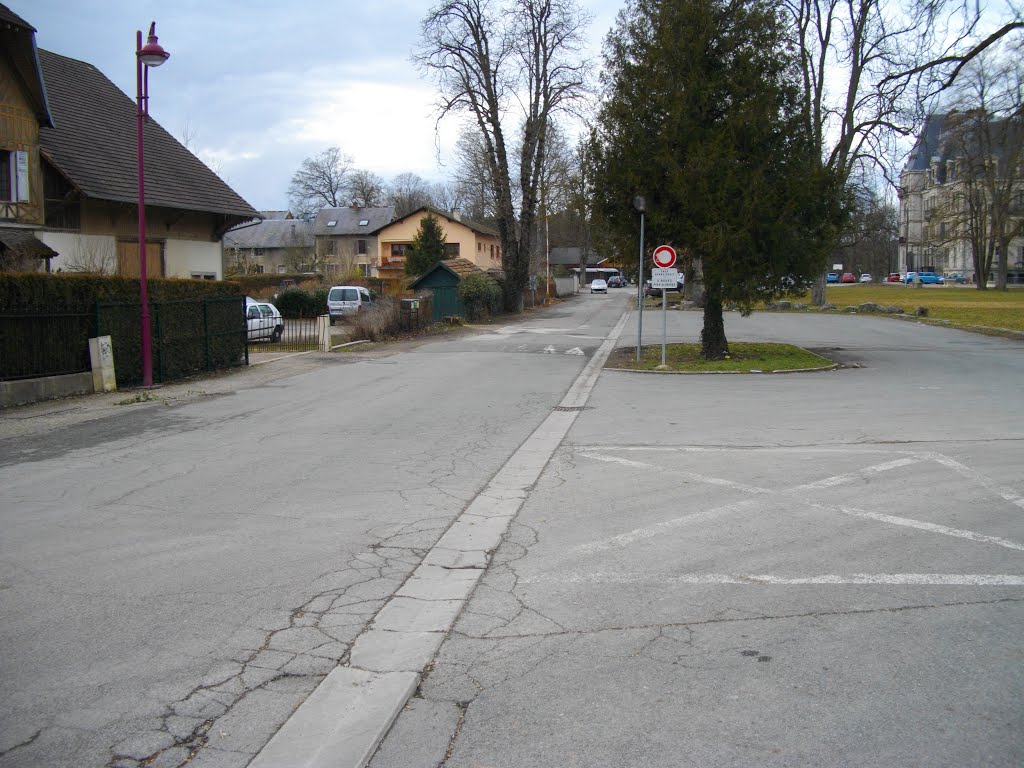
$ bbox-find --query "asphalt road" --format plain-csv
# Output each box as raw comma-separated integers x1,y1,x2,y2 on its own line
1,293,1021,767
369,299,1024,768
0,295,622,768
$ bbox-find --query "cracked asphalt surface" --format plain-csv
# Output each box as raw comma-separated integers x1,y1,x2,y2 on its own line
2,296,1022,767
0,298,620,768
369,308,1024,768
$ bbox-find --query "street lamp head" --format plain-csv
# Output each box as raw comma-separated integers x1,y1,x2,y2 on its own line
632,194,646,213
138,22,170,67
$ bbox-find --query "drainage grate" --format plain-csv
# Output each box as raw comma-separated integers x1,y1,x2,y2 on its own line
554,405,586,412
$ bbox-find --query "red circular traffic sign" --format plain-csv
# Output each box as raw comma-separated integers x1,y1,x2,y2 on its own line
652,245,677,268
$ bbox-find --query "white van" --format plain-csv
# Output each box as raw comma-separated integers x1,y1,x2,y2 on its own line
327,285,373,324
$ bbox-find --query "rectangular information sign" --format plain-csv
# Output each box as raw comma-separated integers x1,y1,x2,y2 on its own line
650,268,679,289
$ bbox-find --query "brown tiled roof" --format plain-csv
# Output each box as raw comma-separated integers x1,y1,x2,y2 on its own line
0,229,59,260
36,49,257,220
440,257,484,278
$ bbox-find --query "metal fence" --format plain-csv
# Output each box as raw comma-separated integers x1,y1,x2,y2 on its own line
247,314,321,352
0,310,96,381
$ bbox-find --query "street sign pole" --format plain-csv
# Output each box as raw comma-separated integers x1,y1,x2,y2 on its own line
637,211,645,362
662,286,667,366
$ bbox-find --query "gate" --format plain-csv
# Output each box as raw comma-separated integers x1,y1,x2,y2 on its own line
430,286,464,321
246,312,321,353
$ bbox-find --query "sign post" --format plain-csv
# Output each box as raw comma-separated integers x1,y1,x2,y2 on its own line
651,246,677,367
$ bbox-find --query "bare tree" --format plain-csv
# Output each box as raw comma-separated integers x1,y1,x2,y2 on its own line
288,147,353,219
449,127,498,222
348,169,387,207
62,238,116,274
783,0,1022,303
431,181,463,214
941,53,1024,289
387,172,435,217
416,0,590,311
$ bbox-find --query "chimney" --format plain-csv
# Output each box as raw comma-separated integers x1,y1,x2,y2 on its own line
451,208,461,221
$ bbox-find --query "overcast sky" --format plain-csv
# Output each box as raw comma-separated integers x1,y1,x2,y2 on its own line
13,0,623,213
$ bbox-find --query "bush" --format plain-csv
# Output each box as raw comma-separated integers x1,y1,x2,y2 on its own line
347,298,401,342
273,288,323,318
458,273,503,321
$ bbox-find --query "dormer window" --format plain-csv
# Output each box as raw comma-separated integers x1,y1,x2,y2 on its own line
359,219,369,226
327,220,337,227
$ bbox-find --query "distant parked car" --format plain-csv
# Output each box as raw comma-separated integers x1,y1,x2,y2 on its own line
590,279,608,293
903,271,945,285
607,275,626,288
859,273,873,283
826,272,840,283
887,273,902,282
245,299,284,342
945,272,969,284
327,285,373,324
841,272,857,283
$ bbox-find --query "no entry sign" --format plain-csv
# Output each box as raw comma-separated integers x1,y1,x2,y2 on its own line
652,245,677,269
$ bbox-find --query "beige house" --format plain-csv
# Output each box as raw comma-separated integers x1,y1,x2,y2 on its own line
375,207,501,293
0,6,257,277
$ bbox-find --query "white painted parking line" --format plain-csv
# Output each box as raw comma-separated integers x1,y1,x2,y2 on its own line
823,504,1024,552
571,446,1024,555
524,572,1024,586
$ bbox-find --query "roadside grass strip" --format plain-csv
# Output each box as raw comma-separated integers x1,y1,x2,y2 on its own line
605,342,835,373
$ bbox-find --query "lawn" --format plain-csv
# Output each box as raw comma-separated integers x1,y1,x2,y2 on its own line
606,342,835,373
819,284,1024,331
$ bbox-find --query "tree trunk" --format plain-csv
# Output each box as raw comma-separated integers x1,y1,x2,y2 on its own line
810,274,826,305
700,291,729,360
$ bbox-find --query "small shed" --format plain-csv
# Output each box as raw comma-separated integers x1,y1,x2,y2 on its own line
408,258,494,321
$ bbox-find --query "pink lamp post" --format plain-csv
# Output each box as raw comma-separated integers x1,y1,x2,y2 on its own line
136,22,170,387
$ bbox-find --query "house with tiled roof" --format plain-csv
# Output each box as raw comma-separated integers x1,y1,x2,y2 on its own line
0,5,258,277
312,205,394,278
222,218,315,275
375,207,501,292
407,257,501,321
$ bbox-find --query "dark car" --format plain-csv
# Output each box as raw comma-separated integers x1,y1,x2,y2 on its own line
607,275,626,288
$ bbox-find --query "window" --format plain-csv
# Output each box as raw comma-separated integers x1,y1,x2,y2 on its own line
0,152,11,201
392,244,410,257
327,220,337,227
254,247,265,256
359,219,369,226
255,265,264,274
478,242,482,251
357,239,367,255
358,263,370,277
325,239,336,255
445,243,460,256
277,265,286,274
190,272,216,280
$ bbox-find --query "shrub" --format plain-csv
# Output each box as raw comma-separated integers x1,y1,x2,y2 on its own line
458,272,502,321
347,298,401,342
273,288,322,318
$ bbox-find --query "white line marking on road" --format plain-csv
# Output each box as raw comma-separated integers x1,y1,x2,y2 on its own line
825,505,1024,552
570,498,764,556
565,347,585,355
790,457,921,490
523,572,1024,586
928,453,1024,510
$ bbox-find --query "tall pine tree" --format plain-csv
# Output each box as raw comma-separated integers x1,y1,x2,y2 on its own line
590,0,844,359
405,214,448,276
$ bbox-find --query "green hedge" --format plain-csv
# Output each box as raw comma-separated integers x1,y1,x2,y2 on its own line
1,273,246,386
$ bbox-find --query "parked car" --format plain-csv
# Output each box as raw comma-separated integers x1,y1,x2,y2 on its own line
826,272,840,283
859,273,873,283
607,275,626,288
840,272,856,283
945,272,969,284
903,271,945,285
590,279,608,293
887,272,902,282
245,299,284,342
327,285,373,324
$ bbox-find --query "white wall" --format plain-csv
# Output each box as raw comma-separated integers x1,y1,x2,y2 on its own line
38,232,116,274
165,240,221,279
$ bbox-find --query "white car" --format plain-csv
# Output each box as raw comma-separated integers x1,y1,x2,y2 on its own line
590,279,608,293
327,285,373,324
245,299,284,342
859,273,873,283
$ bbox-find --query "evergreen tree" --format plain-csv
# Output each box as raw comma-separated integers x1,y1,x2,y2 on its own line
590,0,844,359
405,214,448,276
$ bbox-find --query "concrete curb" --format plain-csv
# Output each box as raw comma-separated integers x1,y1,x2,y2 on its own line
247,305,633,768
